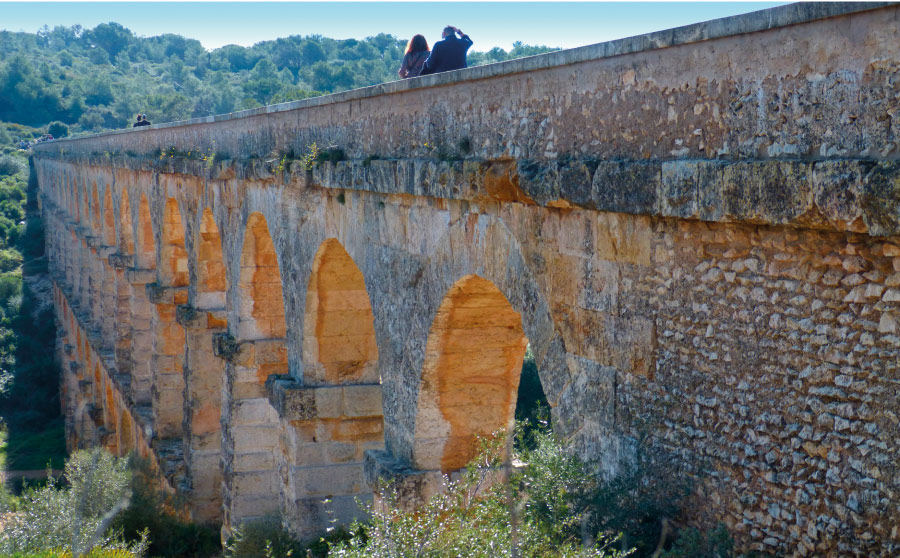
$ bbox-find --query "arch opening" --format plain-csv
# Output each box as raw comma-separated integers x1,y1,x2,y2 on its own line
119,189,134,255
196,208,226,309
238,213,285,340
73,180,81,222
119,411,135,455
91,182,101,235
514,343,550,433
102,187,116,246
136,194,155,269
303,239,378,385
413,275,528,473
161,198,188,287
81,180,90,225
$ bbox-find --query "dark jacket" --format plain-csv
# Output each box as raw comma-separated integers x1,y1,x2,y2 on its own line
421,34,472,75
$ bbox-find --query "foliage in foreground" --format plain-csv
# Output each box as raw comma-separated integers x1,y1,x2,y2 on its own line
224,518,352,558
0,449,148,557
113,458,220,558
330,428,628,558
327,422,740,558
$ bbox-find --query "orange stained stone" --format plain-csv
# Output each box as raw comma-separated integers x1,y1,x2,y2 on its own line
306,239,379,385
419,275,527,473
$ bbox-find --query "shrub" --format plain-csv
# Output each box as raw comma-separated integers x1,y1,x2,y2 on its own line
0,449,148,557
659,524,734,558
0,155,23,177
0,249,23,272
47,122,69,139
330,429,626,558
585,436,694,557
224,517,350,558
224,518,304,558
113,458,220,558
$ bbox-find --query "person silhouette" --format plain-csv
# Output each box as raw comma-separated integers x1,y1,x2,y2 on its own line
398,34,430,79
420,26,473,76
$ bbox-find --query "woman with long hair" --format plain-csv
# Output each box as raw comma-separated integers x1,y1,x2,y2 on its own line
398,34,430,79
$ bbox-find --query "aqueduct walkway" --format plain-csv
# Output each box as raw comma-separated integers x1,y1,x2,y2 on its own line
33,3,900,554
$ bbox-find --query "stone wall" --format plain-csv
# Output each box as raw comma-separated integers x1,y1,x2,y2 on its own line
33,3,900,555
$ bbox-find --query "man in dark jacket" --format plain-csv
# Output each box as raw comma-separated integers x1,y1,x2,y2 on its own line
421,26,472,75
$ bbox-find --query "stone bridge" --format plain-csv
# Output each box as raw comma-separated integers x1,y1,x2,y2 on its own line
32,3,900,555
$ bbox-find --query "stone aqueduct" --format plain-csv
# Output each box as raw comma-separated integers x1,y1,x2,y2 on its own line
32,3,900,555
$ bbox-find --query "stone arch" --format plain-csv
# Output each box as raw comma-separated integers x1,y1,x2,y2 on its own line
73,179,81,222
92,364,104,410
238,212,286,340
102,186,116,246
161,198,188,287
303,238,379,385
413,275,528,473
105,383,116,429
119,188,134,255
196,208,226,309
91,182,101,235
136,194,155,269
81,179,90,226
119,411,135,455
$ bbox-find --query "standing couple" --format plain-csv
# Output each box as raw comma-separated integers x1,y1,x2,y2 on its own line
398,25,472,79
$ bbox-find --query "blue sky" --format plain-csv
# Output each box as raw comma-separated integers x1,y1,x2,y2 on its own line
1,2,788,51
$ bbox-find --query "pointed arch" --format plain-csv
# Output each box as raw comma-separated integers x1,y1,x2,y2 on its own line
119,188,134,255
413,275,528,473
238,213,285,340
136,194,155,269
303,238,378,385
102,187,116,246
161,198,188,287
197,208,226,309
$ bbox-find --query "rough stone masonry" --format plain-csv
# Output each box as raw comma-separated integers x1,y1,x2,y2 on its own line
31,3,900,555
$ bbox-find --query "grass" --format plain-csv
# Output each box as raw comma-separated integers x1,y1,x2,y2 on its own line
1,417,66,471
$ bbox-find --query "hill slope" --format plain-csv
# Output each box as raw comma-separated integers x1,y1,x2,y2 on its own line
0,23,557,138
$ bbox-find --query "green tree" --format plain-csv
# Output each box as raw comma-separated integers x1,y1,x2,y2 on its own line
87,22,132,61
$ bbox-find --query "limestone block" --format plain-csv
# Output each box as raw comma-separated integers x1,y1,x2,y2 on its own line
125,268,155,284
232,450,276,473
342,384,383,418
233,398,278,426
232,427,280,455
291,462,367,498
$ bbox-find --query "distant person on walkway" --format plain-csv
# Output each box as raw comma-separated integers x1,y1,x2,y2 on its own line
133,114,151,127
139,114,151,126
420,26,472,76
398,34,430,79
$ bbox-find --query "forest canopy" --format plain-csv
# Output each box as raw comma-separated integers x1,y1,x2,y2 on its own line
0,22,558,136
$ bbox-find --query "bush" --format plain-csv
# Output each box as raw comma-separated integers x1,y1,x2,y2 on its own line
0,449,148,557
330,429,626,558
113,458,220,558
224,517,351,558
224,518,304,558
47,122,69,139
659,524,734,558
0,155,23,177
585,436,694,557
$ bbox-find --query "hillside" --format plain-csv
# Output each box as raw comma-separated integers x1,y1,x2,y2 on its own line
0,23,557,138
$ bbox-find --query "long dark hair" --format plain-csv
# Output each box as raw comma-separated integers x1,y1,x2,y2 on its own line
405,34,429,55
